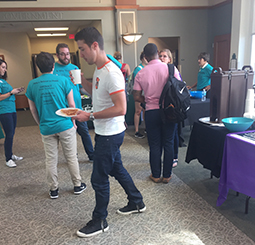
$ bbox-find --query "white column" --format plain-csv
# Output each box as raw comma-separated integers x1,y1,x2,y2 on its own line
230,0,254,69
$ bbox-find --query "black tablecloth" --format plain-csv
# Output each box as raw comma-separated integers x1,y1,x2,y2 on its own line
185,121,229,178
185,98,210,126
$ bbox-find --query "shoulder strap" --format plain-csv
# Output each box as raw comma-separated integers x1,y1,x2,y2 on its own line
167,63,175,78
159,80,171,109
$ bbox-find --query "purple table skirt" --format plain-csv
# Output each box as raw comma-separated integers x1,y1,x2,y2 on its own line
217,130,255,206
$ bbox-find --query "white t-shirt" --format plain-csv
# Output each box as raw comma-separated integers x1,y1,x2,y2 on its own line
92,60,126,136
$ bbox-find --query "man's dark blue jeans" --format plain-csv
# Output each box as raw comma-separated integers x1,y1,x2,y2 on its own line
145,109,175,179
91,131,143,220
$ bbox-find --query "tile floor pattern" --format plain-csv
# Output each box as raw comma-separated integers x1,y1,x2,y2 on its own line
0,126,254,245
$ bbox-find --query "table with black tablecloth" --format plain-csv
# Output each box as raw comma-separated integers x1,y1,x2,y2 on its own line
185,121,229,177
185,98,210,126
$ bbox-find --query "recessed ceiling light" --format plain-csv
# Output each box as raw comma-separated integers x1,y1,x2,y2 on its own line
34,27,69,31
37,33,67,37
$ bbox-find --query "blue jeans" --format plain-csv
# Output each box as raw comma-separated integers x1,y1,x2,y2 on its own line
91,131,143,220
76,120,94,160
0,112,16,161
145,109,175,178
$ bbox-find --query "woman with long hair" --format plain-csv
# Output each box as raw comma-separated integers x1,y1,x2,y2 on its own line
0,59,25,167
159,49,182,168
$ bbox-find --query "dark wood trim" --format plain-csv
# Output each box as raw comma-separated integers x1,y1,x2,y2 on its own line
115,0,136,5
115,5,139,10
0,7,114,12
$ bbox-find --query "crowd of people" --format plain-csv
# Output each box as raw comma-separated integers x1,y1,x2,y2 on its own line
0,26,213,238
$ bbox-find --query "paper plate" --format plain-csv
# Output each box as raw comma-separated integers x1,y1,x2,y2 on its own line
198,117,224,127
55,108,80,117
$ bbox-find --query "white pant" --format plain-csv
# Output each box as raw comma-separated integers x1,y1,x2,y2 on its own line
41,127,81,190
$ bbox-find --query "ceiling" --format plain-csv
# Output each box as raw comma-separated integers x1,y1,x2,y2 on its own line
0,20,94,38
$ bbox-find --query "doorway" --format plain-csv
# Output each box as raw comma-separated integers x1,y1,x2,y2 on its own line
149,36,180,68
213,34,231,71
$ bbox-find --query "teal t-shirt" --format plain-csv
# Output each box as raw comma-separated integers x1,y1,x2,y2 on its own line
133,64,144,79
197,63,213,90
53,62,82,109
0,78,16,114
26,73,73,136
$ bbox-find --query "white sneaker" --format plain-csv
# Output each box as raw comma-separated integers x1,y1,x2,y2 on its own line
6,159,17,168
12,154,23,161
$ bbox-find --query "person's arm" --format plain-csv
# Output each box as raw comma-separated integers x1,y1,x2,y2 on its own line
187,83,197,90
133,90,145,103
27,99,40,125
80,87,91,97
73,90,126,122
67,89,75,108
125,64,131,77
204,85,211,91
66,89,77,128
0,86,25,101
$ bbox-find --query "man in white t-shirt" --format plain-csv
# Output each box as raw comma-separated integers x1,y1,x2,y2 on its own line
72,27,146,238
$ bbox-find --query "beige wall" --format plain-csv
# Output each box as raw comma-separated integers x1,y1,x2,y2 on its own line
30,37,76,54
0,33,32,92
30,37,96,79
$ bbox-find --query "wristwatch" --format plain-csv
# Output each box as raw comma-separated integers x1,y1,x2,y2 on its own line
90,113,95,121
9,92,13,96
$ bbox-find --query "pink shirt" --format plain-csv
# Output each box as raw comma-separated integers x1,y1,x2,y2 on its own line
134,59,181,111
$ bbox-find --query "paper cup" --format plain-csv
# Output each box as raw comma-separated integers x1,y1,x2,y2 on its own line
70,69,81,84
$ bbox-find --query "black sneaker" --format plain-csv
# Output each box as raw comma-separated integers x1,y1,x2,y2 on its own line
76,219,109,238
49,188,59,199
74,183,86,195
117,201,146,215
135,132,145,139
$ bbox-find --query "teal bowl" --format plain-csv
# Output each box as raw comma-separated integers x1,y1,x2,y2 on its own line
222,117,254,132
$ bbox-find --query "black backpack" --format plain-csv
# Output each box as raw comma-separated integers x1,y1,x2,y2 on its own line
159,64,190,123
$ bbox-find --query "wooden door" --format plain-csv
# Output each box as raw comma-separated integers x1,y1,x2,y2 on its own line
213,34,231,71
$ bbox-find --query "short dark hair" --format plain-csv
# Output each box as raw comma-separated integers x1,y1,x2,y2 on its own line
143,43,158,58
0,59,7,80
198,52,210,62
140,51,145,61
36,52,55,73
56,43,69,54
75,27,104,50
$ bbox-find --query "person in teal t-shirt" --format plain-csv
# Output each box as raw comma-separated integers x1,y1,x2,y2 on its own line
132,51,147,139
0,59,25,168
26,52,86,199
53,43,94,162
187,52,213,98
